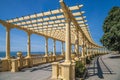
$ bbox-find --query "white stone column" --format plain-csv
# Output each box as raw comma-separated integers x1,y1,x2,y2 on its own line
81,38,85,57
61,42,64,55
87,44,91,60
53,39,56,56
84,41,87,56
74,44,75,52
71,45,73,53
27,32,31,58
86,44,89,56
79,46,81,54
65,19,71,62
45,37,48,56
6,27,11,59
81,37,86,65
93,48,95,56
75,30,79,54
89,44,92,56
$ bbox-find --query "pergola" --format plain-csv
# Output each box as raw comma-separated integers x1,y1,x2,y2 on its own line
0,1,100,58
2,4,89,43
0,0,106,79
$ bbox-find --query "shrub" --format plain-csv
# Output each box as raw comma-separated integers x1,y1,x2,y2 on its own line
75,61,86,78
86,57,91,64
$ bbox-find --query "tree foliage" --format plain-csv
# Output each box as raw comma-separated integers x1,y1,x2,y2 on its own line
100,6,120,51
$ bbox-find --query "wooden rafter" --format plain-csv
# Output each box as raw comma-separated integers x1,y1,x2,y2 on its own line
0,3,100,47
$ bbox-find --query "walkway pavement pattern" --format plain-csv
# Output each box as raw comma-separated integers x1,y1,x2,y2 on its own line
0,63,52,80
86,53,120,80
0,54,120,80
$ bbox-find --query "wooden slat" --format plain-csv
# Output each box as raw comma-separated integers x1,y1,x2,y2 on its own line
2,4,100,47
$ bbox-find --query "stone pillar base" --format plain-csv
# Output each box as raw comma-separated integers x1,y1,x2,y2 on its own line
51,61,75,80
44,54,48,57
1,59,11,71
44,56,48,63
52,55,56,61
51,62,59,79
17,58,23,70
81,56,86,65
26,57,33,67
61,62,75,80
11,59,18,72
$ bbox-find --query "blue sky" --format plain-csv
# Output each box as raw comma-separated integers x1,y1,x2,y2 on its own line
0,0,120,52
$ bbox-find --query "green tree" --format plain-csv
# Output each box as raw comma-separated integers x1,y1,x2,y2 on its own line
100,6,120,52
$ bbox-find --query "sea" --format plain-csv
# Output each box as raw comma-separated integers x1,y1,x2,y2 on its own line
0,52,61,59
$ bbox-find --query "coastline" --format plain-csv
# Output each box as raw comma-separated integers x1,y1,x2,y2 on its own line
0,52,61,58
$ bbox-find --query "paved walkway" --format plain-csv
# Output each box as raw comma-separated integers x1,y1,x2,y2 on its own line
0,63,52,80
0,60,64,80
0,54,120,80
86,53,120,80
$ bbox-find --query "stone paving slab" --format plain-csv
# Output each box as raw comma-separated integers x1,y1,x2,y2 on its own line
0,63,52,80
86,53,120,80
0,60,64,80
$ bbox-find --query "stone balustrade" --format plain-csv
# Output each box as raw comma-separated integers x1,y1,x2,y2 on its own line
32,57,46,65
0,50,107,73
22,58,27,68
0,54,64,72
52,62,75,80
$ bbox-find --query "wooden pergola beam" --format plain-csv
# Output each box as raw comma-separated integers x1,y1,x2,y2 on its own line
0,3,100,48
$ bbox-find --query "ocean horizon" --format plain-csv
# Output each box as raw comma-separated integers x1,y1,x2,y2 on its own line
0,51,61,58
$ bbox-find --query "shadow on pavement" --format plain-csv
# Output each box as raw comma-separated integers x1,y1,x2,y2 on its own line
97,57,104,79
20,64,52,72
20,60,64,72
87,56,115,79
30,64,52,72
109,55,120,59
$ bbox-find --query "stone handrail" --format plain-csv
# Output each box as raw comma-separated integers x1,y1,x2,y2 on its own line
56,55,64,61
32,57,46,66
31,54,44,58
32,55,64,66
22,58,27,67
0,55,64,72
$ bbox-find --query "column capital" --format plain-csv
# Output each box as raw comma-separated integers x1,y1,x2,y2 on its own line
53,38,56,41
26,31,32,36
59,0,63,2
6,26,12,31
45,36,48,39
65,18,71,23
